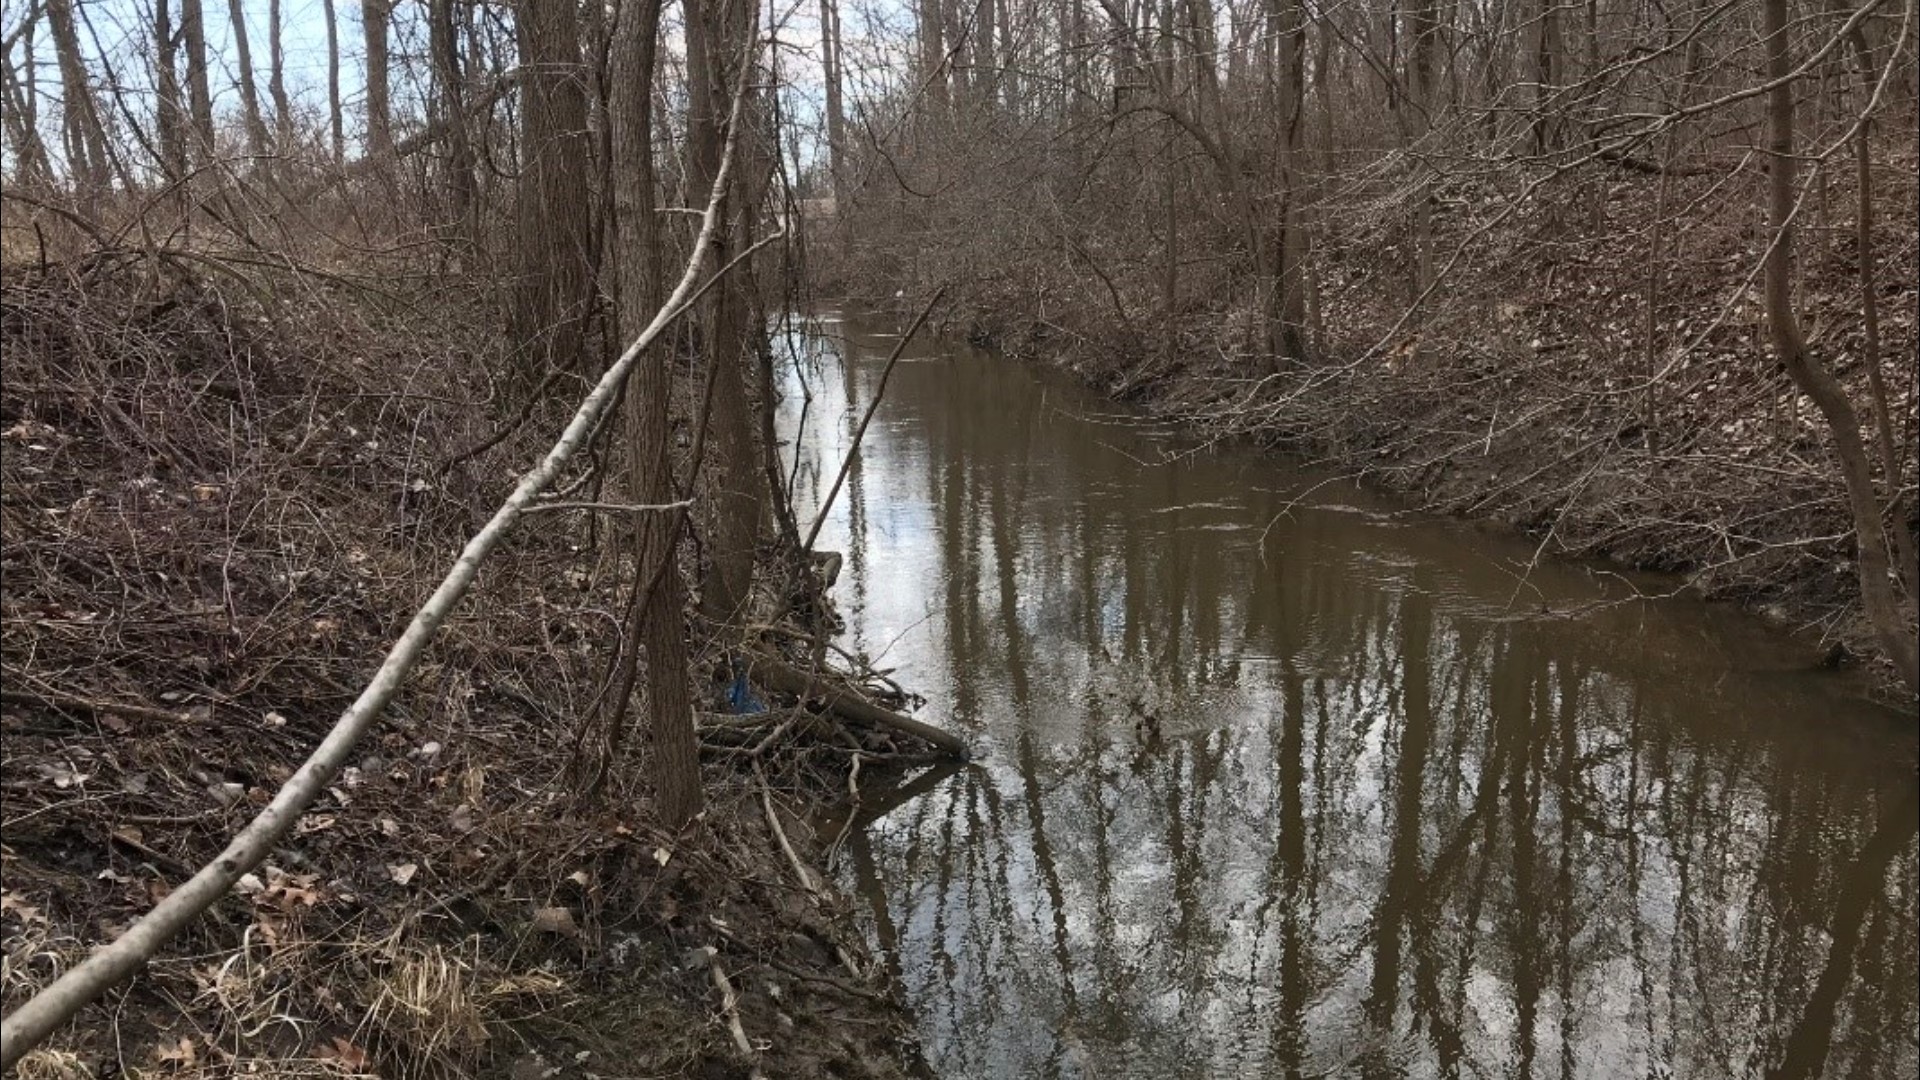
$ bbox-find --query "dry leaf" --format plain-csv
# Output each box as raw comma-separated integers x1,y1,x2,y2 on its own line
316,1035,371,1071
296,814,337,835
155,1035,198,1068
531,906,580,939
1,890,47,926
387,862,418,886
566,870,591,888
652,846,672,868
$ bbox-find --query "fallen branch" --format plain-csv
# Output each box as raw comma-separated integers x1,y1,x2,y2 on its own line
707,953,766,1078
758,764,822,896
0,57,758,1069
0,685,192,726
747,653,968,759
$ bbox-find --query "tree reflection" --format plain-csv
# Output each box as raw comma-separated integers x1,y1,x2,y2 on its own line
780,320,1920,1080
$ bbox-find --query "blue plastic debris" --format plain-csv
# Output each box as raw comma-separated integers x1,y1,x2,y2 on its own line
726,669,766,714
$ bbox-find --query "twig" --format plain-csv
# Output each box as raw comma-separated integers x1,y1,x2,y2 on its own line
757,764,820,896
522,499,692,515
707,954,765,1077
0,686,192,726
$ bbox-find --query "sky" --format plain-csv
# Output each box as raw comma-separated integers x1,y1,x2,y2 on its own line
0,0,904,175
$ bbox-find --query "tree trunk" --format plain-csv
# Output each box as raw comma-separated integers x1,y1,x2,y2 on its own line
268,0,294,151
180,0,213,158
363,0,393,156
46,0,111,209
609,0,702,829
976,0,997,109
153,0,188,178
226,0,269,163
1849,30,1919,595
820,0,847,207
919,0,949,121
1760,0,1918,696
325,0,344,163
686,0,766,626
430,0,476,236
1266,0,1309,363
510,0,595,390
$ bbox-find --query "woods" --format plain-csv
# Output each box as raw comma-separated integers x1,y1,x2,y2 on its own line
0,0,1914,1071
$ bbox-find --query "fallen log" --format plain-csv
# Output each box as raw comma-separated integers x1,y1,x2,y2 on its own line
747,654,969,760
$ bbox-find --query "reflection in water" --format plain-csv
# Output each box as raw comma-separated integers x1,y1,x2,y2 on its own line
778,314,1920,1080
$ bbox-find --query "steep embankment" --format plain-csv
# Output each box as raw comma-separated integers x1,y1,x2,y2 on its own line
0,257,930,1078
833,148,1920,689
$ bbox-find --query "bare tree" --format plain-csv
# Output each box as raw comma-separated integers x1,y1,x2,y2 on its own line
324,0,343,163
225,0,269,162
509,0,594,388
429,0,475,234
1760,0,1918,695
362,0,392,156
152,0,187,177
686,0,767,625
180,0,212,157
608,0,703,828
45,0,110,206
268,0,293,150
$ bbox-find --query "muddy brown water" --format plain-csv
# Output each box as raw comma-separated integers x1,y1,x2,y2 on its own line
775,312,1919,1080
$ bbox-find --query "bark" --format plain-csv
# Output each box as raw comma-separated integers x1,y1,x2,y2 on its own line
686,0,764,625
324,0,343,163
1266,0,1308,362
1849,30,1919,594
180,0,212,157
153,0,187,178
430,0,476,235
45,0,110,204
975,0,997,108
268,0,293,150
362,0,392,156
820,0,847,205
609,0,702,828
0,91,751,1068
225,0,269,161
748,655,969,757
1761,0,1918,696
919,0,949,118
510,0,595,390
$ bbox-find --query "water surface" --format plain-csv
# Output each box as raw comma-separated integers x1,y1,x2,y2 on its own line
776,312,1919,1080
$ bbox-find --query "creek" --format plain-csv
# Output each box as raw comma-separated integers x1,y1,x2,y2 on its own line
775,312,1919,1080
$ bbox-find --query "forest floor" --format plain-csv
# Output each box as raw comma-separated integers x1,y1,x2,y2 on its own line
836,143,1920,693
0,252,935,1079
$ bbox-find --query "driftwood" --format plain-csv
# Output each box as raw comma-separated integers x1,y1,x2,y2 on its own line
747,653,969,760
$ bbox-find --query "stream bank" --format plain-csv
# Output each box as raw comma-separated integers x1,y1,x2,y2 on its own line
0,259,938,1079
777,310,1918,1079
827,147,1920,695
